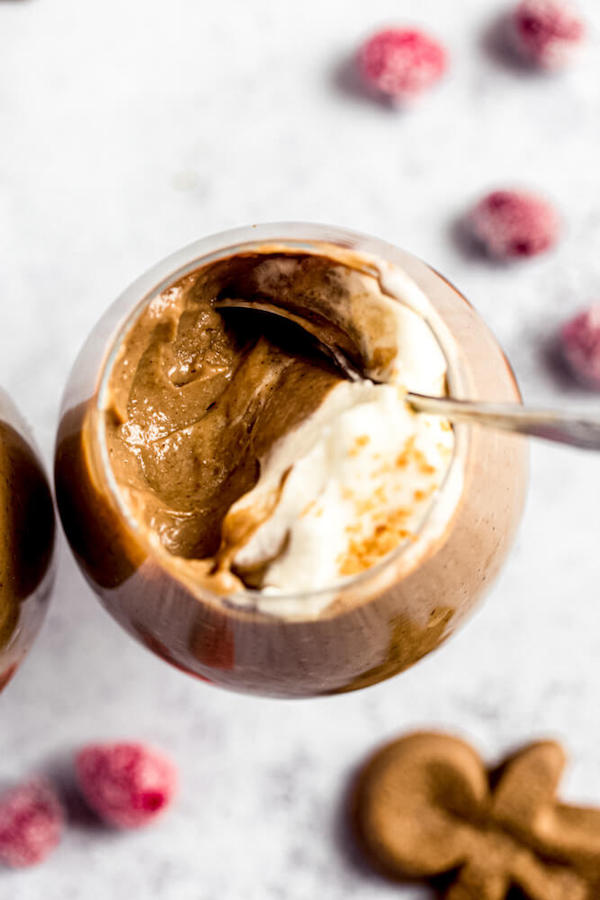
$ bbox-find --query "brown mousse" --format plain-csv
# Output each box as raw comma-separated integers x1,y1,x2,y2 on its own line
104,252,400,587
0,421,55,661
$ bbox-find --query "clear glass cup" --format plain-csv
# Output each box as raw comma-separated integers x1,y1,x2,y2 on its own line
0,388,55,691
54,223,528,698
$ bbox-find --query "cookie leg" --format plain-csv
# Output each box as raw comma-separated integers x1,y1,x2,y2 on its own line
513,855,588,900
445,863,508,900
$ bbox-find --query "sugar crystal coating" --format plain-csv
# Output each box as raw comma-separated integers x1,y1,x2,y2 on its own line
511,0,584,69
469,189,559,260
561,306,600,389
76,742,177,828
358,28,447,101
0,779,63,868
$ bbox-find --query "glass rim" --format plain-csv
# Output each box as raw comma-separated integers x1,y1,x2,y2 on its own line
93,222,471,609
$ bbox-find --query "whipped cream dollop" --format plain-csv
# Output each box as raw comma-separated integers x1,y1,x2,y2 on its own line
223,292,456,600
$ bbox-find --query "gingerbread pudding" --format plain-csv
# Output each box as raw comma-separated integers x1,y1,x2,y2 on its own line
0,389,55,691
55,225,528,696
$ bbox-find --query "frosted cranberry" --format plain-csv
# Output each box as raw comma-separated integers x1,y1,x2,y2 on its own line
511,0,584,69
76,742,177,828
561,306,600,389
0,779,63,868
468,190,559,260
358,28,447,101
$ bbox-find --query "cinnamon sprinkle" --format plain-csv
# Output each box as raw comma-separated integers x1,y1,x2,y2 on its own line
338,508,414,576
413,484,436,502
349,434,371,456
301,500,324,518
395,436,416,469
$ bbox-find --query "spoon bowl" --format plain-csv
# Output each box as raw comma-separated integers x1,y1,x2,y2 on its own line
216,298,600,452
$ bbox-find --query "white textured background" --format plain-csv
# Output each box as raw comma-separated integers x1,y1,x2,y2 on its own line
2,1,600,897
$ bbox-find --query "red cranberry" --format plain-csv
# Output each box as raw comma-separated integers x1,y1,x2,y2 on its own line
511,0,584,69
76,742,177,829
358,28,447,102
561,306,600,389
468,189,560,260
0,779,64,868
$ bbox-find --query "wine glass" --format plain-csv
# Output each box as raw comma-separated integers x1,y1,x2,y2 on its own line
54,223,527,698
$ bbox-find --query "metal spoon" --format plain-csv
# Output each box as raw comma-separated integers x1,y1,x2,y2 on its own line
215,298,600,451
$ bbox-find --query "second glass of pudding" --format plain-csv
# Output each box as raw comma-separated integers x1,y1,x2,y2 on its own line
1,388,55,691
55,224,527,697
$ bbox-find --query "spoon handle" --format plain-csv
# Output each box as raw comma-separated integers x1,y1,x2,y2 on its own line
407,393,600,451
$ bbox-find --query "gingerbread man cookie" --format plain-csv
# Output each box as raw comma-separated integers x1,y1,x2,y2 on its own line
353,732,600,899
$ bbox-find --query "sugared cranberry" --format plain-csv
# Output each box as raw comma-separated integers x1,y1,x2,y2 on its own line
468,189,560,260
511,0,584,70
76,742,177,828
0,779,63,868
561,306,600,389
358,28,447,102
